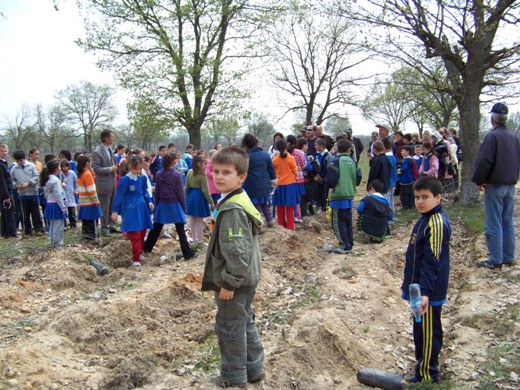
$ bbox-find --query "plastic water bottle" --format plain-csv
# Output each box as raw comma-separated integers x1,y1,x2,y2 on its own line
409,283,422,323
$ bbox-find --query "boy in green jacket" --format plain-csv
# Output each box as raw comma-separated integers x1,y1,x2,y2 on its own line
201,146,265,388
325,139,358,254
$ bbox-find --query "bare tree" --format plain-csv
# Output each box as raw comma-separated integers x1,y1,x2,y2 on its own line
245,112,275,146
54,81,117,151
2,106,35,150
34,104,77,153
344,0,520,204
269,5,371,126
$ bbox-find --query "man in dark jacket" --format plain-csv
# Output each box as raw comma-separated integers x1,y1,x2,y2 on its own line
0,143,17,238
472,103,520,270
367,140,391,194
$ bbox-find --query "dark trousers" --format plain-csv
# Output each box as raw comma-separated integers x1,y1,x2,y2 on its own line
331,208,353,250
143,222,196,259
21,198,43,234
301,181,314,216
413,305,443,383
254,203,273,223
215,285,265,385
12,194,23,230
82,219,98,241
400,183,415,210
0,199,17,237
315,181,327,210
66,207,77,228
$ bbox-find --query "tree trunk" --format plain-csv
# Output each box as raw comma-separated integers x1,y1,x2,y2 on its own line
187,123,202,149
458,80,481,205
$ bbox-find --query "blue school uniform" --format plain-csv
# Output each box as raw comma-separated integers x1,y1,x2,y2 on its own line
112,173,153,232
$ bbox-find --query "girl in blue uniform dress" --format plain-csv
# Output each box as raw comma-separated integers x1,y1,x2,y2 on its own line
40,159,67,248
143,152,196,259
112,155,154,267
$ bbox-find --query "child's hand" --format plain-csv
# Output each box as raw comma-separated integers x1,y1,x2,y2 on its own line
210,203,215,211
420,296,429,315
111,212,118,222
149,202,154,212
219,288,234,301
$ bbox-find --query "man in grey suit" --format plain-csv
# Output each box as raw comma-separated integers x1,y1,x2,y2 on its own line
92,129,119,237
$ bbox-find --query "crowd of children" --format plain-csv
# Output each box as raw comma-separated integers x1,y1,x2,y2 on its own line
0,126,457,386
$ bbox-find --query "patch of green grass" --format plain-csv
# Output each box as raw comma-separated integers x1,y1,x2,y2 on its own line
170,335,220,373
442,202,484,234
7,316,37,330
362,326,369,334
477,342,520,388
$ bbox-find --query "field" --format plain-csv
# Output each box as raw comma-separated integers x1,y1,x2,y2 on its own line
0,171,519,389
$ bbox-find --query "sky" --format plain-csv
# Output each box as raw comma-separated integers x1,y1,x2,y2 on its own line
0,1,123,123
0,0,376,137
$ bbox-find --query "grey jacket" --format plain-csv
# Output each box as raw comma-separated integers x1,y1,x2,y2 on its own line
201,191,263,292
92,144,116,195
10,162,39,198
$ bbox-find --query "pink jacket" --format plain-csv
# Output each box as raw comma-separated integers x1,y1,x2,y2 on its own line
205,158,219,195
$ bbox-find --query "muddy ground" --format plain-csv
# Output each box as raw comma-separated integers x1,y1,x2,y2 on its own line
0,192,519,389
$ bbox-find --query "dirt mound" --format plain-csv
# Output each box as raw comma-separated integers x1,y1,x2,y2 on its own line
0,204,519,389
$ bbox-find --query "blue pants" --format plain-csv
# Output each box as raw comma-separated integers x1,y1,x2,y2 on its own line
215,285,264,385
413,305,443,383
484,184,516,266
331,208,353,250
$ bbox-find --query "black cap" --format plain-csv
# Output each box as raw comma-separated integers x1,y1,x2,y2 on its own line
490,103,508,114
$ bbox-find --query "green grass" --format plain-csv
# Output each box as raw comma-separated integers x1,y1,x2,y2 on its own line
442,202,484,234
170,335,221,373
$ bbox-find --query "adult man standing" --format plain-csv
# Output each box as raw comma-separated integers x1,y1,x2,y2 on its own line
0,144,17,238
92,129,118,237
306,125,318,157
472,103,520,270
343,128,364,163
376,124,397,155
316,125,335,151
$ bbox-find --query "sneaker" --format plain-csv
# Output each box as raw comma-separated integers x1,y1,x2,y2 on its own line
267,220,276,228
160,233,173,239
476,260,502,270
131,261,141,267
295,218,303,223
210,376,246,388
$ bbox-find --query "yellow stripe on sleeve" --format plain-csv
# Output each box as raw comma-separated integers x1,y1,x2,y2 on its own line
428,214,443,260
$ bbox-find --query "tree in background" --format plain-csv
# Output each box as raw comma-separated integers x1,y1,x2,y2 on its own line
1,105,34,150
127,97,171,151
269,3,370,126
324,115,351,138
245,112,275,146
35,104,77,153
78,0,275,148
361,78,411,132
345,0,520,204
54,81,117,151
204,117,241,147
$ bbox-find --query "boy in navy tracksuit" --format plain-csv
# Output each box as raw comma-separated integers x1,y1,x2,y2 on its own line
402,176,451,384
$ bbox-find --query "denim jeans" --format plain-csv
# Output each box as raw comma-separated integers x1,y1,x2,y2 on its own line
484,184,516,265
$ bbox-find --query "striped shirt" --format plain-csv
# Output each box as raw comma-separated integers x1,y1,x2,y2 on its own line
78,170,100,206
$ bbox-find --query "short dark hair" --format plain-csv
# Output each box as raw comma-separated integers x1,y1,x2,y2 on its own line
13,150,25,160
59,149,72,161
402,146,413,155
382,137,392,150
296,137,308,150
212,146,249,175
413,176,443,196
168,143,175,149
315,138,326,148
158,145,166,151
403,133,412,142
337,139,352,154
368,179,384,193
100,129,113,142
422,142,432,151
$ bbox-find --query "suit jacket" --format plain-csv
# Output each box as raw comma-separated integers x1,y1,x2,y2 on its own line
92,144,116,195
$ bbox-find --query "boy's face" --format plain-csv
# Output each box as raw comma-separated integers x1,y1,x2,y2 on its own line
414,189,441,214
15,158,25,165
316,144,324,152
415,147,422,156
212,162,247,194
402,149,409,157
160,148,167,157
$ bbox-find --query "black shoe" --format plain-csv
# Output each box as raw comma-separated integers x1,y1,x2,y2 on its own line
476,260,502,270
210,376,246,388
109,227,121,234
248,372,265,383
